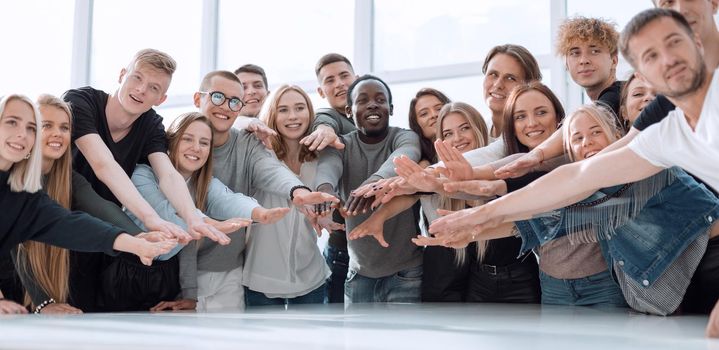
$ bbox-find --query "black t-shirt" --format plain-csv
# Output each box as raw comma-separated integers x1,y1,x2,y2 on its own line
596,80,624,124
64,86,168,205
631,95,676,131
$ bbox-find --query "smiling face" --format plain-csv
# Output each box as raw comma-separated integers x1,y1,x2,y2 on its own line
39,105,71,163
512,90,558,150
317,61,357,112
630,17,706,100
194,75,245,135
237,72,269,117
117,63,171,116
0,99,36,171
568,112,612,160
440,112,479,152
623,77,657,124
275,90,311,142
174,120,213,179
565,41,618,92
414,94,444,140
483,54,526,116
349,79,392,140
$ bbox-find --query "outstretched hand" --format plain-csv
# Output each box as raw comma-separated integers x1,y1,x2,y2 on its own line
151,299,197,312
349,213,389,247
300,125,345,151
245,119,278,149
394,155,443,193
494,150,543,179
434,139,474,181
443,179,507,197
204,217,253,234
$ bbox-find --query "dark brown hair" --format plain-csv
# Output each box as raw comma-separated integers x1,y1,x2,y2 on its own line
315,53,354,77
408,88,451,162
502,82,565,155
482,44,542,82
234,64,268,89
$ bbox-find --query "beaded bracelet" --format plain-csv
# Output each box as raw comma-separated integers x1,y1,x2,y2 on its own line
289,185,312,202
33,298,56,314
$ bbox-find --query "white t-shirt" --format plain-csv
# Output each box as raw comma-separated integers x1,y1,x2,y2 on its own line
629,70,719,192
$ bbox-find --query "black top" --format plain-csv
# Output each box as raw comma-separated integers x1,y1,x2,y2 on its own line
64,87,168,205
0,171,123,257
596,80,624,124
631,95,676,131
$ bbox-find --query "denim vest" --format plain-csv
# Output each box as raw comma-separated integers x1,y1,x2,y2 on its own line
515,167,719,287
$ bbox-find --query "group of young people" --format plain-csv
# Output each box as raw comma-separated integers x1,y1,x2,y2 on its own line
2,0,719,338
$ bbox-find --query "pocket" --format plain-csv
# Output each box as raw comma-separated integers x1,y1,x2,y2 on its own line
345,269,358,284
396,265,423,281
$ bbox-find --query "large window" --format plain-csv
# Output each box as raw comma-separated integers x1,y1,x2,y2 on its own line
90,0,202,101
0,1,75,98
374,0,551,72
217,0,355,86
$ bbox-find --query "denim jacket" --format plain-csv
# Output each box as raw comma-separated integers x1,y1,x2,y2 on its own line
515,167,719,287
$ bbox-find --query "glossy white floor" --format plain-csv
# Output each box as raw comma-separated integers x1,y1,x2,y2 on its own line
1,303,716,350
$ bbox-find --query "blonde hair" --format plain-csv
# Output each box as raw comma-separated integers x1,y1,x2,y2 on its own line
436,102,490,264
556,16,619,57
562,104,624,162
129,48,177,76
1,94,43,192
166,112,214,212
260,85,317,163
16,94,73,307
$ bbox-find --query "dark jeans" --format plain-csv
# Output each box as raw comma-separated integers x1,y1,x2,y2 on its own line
245,283,327,307
682,235,719,314
324,244,349,304
466,253,541,303
421,245,471,302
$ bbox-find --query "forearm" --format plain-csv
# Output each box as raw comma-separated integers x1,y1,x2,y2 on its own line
532,128,565,161
158,170,201,224
95,163,159,223
375,195,419,222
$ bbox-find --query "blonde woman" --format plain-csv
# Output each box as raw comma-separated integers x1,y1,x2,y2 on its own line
0,94,175,313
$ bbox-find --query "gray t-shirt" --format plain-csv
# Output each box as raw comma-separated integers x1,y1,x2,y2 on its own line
315,127,423,278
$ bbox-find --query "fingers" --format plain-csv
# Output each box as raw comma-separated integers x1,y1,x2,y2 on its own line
150,301,175,312
308,133,326,151
434,139,453,164
330,139,345,150
443,180,492,196
411,235,444,247
0,300,28,314
300,134,315,147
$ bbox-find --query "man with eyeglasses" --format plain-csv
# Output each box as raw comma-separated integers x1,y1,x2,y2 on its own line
151,70,338,311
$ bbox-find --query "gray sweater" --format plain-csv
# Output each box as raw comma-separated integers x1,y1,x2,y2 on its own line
176,128,304,298
314,127,423,278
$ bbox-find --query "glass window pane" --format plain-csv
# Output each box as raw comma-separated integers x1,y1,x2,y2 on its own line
374,0,551,72
0,1,74,98
218,0,354,86
91,0,202,99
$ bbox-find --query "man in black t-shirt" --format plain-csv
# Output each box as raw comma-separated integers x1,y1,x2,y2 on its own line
556,16,624,118
65,49,228,244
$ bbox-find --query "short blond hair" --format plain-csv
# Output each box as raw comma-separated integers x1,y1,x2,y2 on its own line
556,17,619,57
129,48,177,76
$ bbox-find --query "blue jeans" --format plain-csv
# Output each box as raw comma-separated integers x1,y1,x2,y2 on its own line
344,265,422,303
244,283,327,307
539,270,627,307
324,245,349,304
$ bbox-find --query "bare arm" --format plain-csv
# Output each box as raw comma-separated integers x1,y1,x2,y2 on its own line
597,127,640,155
75,135,171,230
429,146,664,235
148,152,230,244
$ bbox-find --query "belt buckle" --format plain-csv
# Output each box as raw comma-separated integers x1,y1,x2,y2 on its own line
485,264,497,275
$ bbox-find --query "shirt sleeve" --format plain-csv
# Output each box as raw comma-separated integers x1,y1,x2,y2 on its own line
627,123,671,169
205,178,260,220
64,88,100,141
23,193,124,256
312,112,341,133
632,95,676,131
178,240,199,300
369,129,421,181
71,171,143,235
247,137,304,198
140,113,169,160
314,141,345,191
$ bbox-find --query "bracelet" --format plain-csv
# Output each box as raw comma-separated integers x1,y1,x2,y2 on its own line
289,185,312,202
33,298,56,314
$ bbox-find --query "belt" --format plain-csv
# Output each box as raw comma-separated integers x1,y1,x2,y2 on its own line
479,253,535,276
